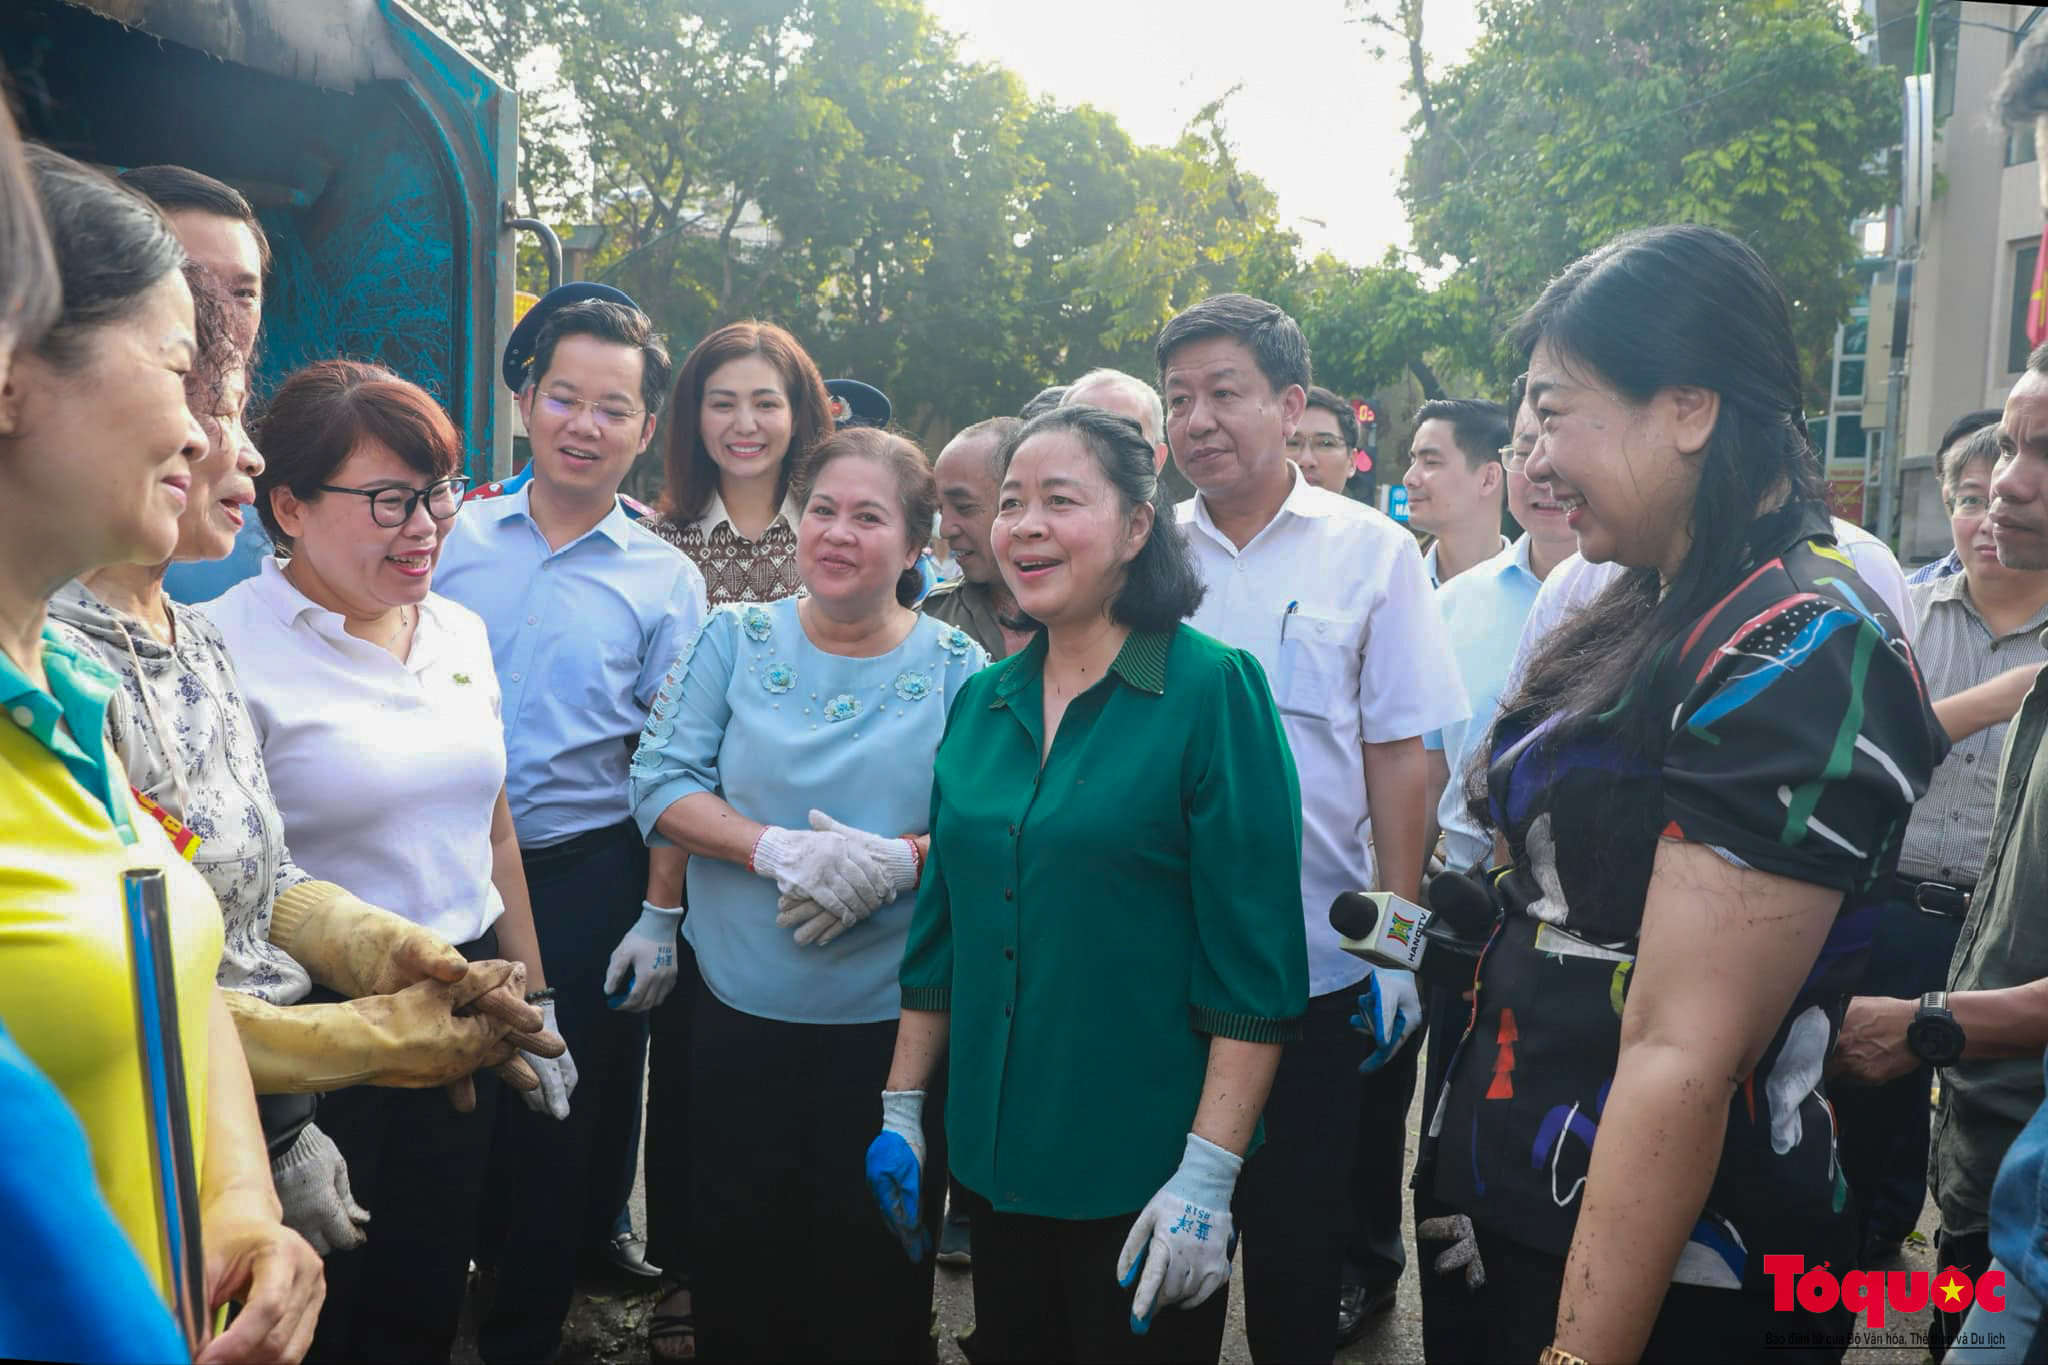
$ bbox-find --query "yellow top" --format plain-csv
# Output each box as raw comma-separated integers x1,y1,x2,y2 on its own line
0,629,223,1300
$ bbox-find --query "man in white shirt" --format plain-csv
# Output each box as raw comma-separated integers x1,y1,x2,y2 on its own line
1404,399,1512,586
1160,293,1467,1363
435,286,707,1362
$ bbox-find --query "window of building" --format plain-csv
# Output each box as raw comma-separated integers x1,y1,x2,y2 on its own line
1932,0,1962,123
2010,240,2042,376
2009,11,2041,165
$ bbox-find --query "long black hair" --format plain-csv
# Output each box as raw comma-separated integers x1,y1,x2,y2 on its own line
995,404,1206,633
1491,224,1825,773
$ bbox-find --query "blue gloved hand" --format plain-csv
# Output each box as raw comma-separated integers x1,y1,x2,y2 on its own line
865,1089,928,1262
604,901,682,1011
1351,968,1423,1073
1115,1132,1242,1334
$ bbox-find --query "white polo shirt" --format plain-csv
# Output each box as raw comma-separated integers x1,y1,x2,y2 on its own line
1181,468,1469,996
204,557,508,947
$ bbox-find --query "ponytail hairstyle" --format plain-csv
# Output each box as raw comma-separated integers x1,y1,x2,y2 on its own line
995,404,1206,633
1481,224,1825,815
798,425,937,608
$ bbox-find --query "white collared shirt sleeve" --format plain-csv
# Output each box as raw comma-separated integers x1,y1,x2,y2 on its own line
1359,535,1467,743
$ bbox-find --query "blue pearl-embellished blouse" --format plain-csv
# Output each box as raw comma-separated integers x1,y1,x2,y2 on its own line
630,597,990,1024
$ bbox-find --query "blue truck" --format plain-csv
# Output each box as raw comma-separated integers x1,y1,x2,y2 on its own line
2,0,542,480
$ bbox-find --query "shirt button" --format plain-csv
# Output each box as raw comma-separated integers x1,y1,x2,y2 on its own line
527,615,538,626
1003,888,1014,901
8,705,30,728
510,672,522,682
1004,947,1015,961
1008,824,1018,837
542,562,554,572
1965,753,1976,764
1004,1004,1013,1017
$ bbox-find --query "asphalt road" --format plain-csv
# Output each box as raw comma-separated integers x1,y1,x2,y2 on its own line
454,1072,1945,1364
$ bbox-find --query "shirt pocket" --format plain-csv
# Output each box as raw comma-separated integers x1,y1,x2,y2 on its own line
1274,611,1357,720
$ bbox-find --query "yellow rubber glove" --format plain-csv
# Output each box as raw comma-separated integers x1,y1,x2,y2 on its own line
224,960,556,1093
268,881,469,999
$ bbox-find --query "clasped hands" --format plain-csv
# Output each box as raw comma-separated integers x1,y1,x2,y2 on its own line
754,809,918,946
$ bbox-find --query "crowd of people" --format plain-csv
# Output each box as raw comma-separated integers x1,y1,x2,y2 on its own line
6,78,2048,1365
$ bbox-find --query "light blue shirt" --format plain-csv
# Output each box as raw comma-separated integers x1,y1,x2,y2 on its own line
162,518,271,606
630,599,989,1024
1424,534,1544,870
434,486,707,848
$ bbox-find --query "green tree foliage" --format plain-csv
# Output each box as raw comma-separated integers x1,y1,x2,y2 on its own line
1401,0,1897,401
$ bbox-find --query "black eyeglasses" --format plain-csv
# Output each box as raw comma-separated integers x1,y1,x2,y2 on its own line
316,477,470,527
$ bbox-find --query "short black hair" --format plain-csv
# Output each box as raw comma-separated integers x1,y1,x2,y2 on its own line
528,299,672,417
1303,386,1358,449
1154,293,1311,398
995,404,1206,633
1019,385,1067,421
26,147,185,371
1413,398,1511,470
1934,408,2003,484
118,163,271,274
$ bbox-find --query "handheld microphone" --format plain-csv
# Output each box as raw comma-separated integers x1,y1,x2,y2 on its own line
1328,869,1502,992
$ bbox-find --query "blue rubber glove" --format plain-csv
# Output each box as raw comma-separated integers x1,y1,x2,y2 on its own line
865,1089,928,1262
1351,968,1423,1073
1115,1132,1242,1334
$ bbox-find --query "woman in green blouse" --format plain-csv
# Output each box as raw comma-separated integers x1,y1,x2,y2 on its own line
869,405,1309,1363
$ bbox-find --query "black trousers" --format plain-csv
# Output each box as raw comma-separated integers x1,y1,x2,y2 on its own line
956,1184,1230,1364
478,822,652,1363
1837,898,1963,1251
689,984,943,1362
304,928,501,1365
1345,998,1423,1293
1930,1227,1994,1359
1416,982,1485,1363
1471,1222,1849,1363
1234,986,1368,1363
643,933,697,1275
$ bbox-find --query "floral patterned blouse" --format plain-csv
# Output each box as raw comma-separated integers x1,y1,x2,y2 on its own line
47,581,314,1005
628,598,988,1025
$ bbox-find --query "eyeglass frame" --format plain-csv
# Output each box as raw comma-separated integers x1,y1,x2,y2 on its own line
533,390,646,427
314,476,472,528
1498,443,1535,473
1284,432,1352,454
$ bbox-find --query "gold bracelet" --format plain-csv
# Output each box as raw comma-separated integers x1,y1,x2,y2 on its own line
1539,1348,1591,1365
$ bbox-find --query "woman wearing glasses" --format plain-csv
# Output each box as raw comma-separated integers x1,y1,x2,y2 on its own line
207,360,570,1364
51,285,557,1267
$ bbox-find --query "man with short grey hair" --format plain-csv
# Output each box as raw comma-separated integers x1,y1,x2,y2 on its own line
1063,366,1169,472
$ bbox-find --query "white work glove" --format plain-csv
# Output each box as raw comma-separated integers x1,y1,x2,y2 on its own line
865,1089,929,1261
775,892,848,947
604,901,683,1011
750,814,896,924
518,999,578,1121
1116,1132,1242,1334
271,1123,369,1257
772,813,918,947
1417,1212,1486,1289
1352,968,1424,1073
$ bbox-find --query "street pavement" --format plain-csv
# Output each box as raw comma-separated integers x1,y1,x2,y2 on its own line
456,1067,1945,1364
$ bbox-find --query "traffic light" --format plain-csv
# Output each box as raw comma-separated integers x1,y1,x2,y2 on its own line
1352,399,1376,427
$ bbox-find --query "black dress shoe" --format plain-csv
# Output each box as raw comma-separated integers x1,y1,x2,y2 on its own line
1337,1279,1398,1347
937,1211,972,1267
592,1230,663,1282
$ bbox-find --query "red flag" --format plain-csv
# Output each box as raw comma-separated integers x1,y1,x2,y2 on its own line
2029,224,2048,348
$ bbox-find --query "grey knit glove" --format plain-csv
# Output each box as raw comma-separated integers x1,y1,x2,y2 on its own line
272,1123,370,1257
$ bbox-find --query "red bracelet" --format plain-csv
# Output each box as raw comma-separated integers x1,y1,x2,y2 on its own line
902,836,925,885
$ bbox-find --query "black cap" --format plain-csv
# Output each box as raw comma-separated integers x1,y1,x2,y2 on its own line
502,282,642,393
825,378,891,429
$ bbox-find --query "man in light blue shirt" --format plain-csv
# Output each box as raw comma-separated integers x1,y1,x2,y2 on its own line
1422,377,1579,872
433,286,706,1363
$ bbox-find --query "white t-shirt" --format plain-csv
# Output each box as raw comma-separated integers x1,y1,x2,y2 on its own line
205,558,508,946
1181,468,1469,996
1507,517,1917,696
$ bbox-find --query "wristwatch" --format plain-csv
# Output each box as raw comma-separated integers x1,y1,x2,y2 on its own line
1906,991,1966,1068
